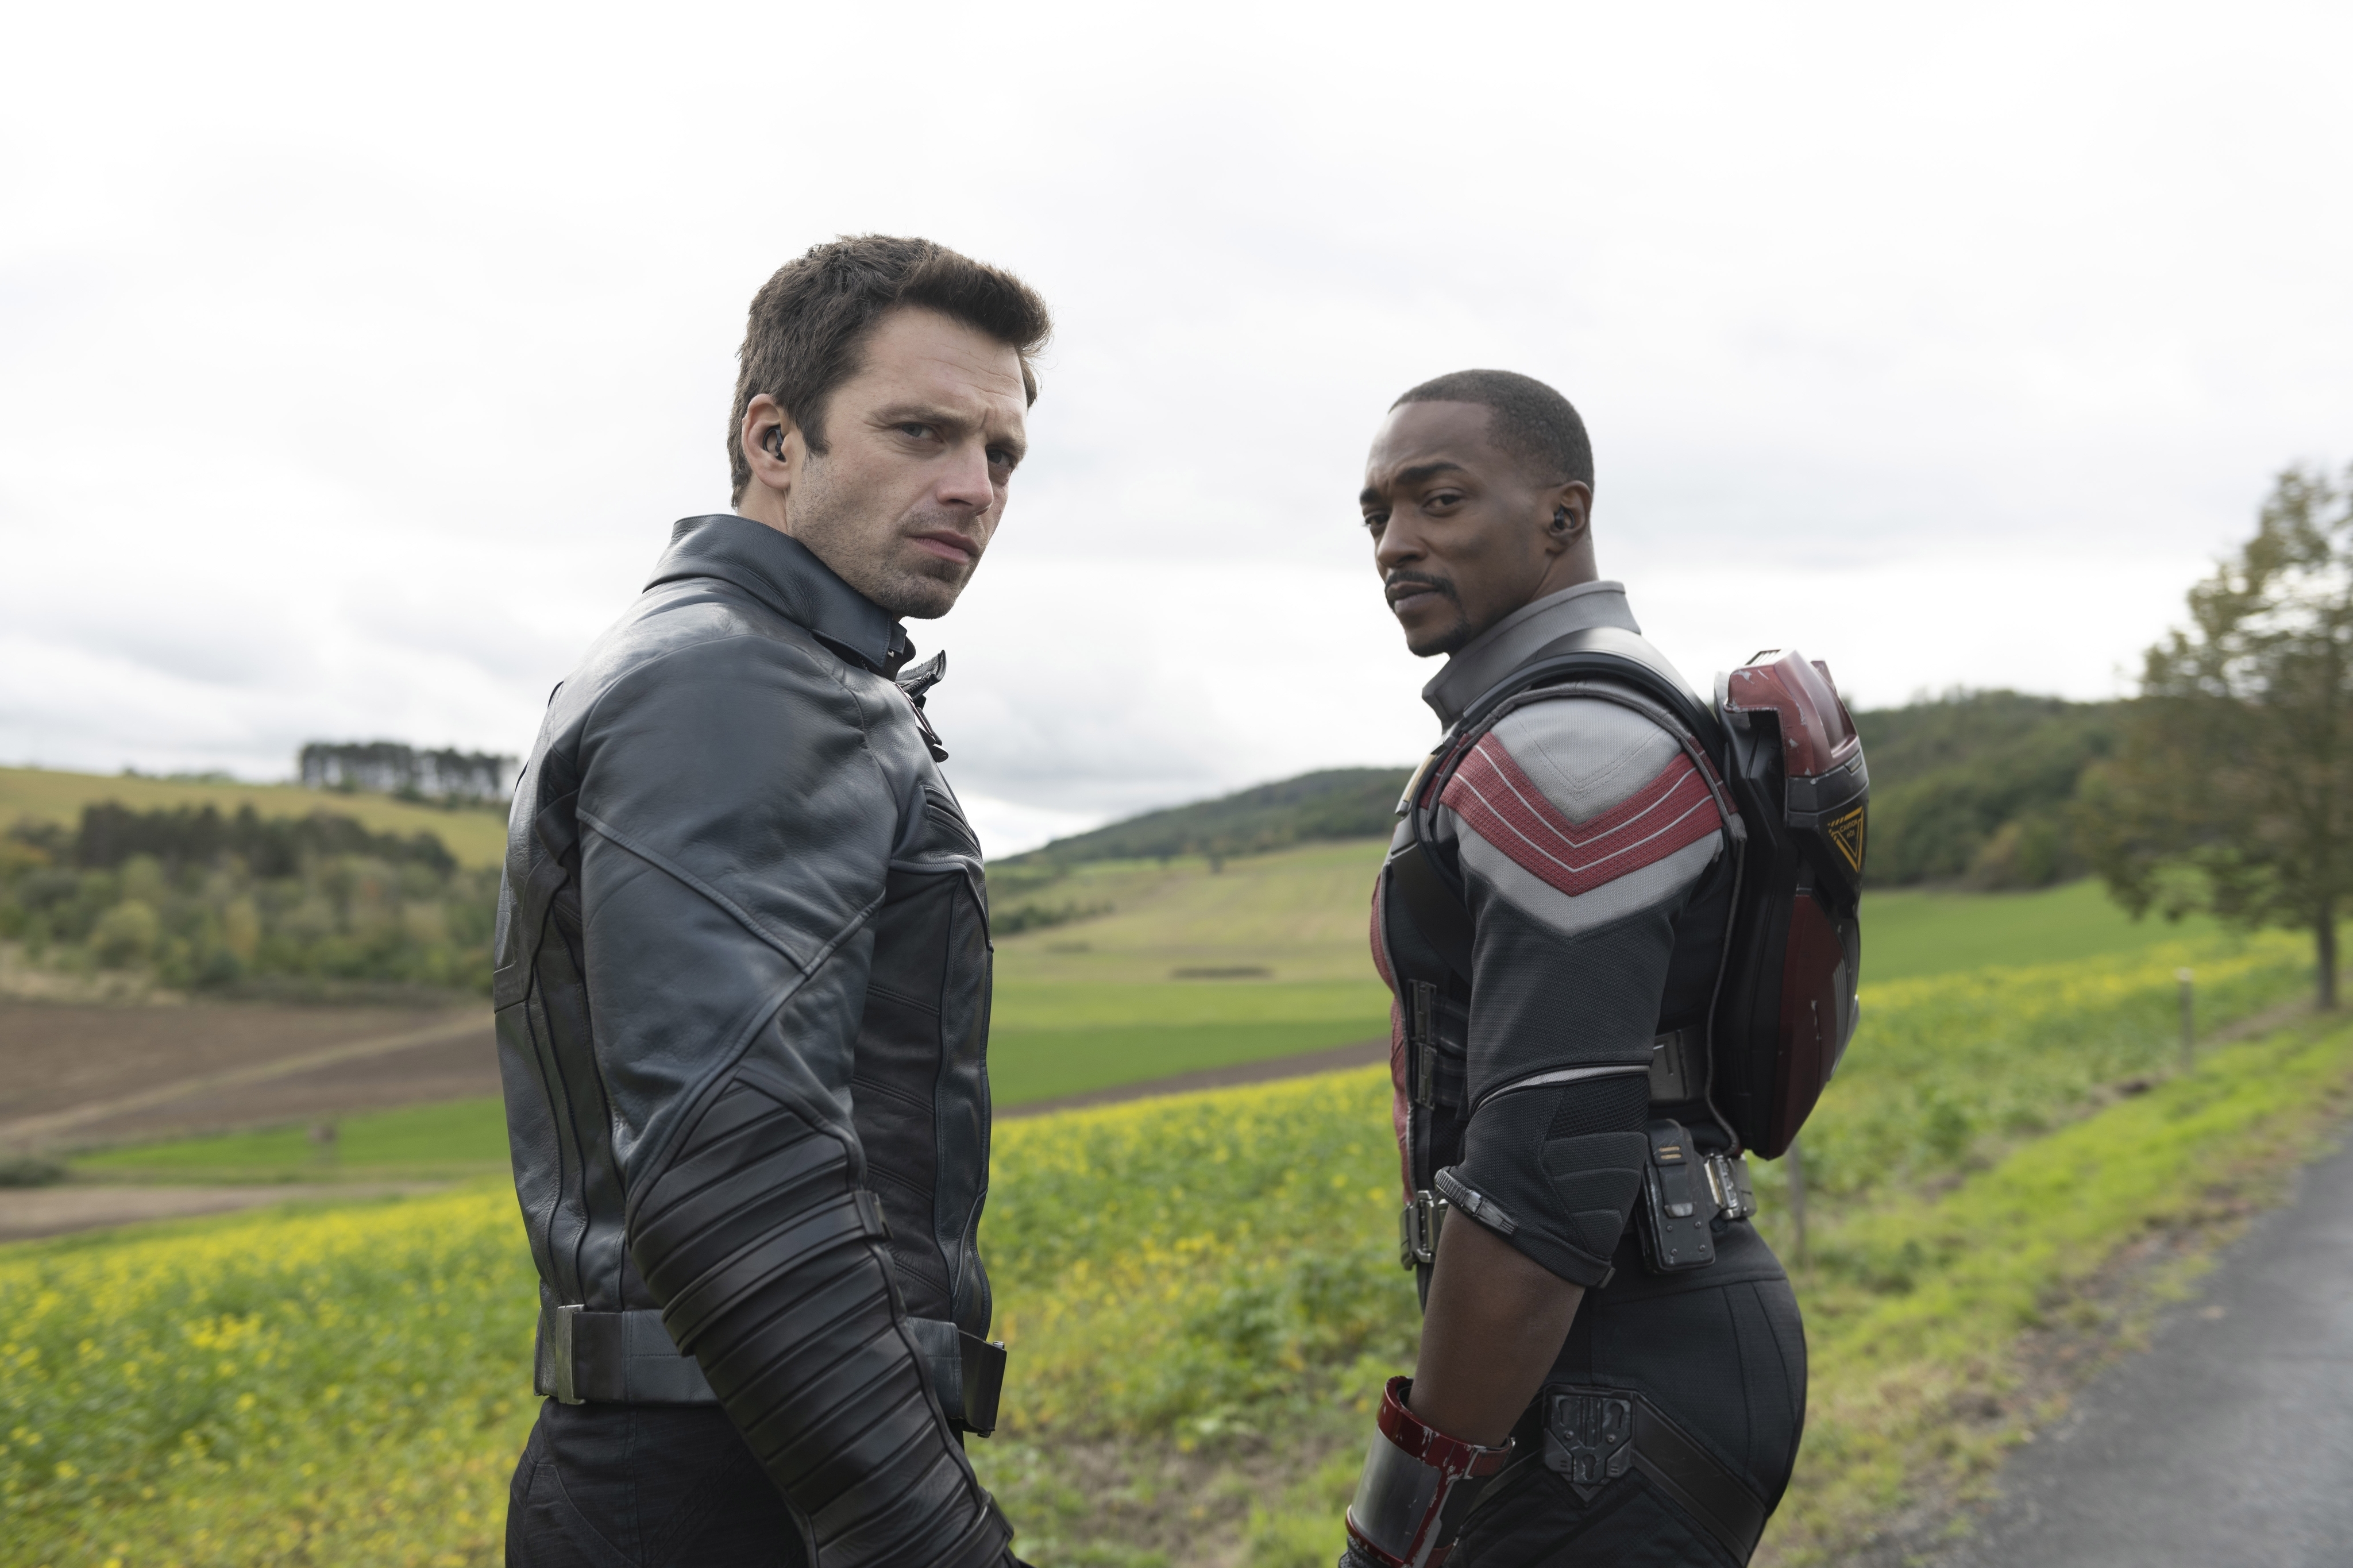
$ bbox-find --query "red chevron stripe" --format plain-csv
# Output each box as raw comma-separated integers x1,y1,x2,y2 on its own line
1440,735,1722,898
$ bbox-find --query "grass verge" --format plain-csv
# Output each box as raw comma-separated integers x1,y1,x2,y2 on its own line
1756,1010,2353,1562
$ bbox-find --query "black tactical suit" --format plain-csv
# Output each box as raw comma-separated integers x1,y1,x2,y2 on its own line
1375,582,1807,1567
495,515,1014,1567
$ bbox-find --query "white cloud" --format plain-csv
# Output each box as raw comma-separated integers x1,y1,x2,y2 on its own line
2,0,2350,854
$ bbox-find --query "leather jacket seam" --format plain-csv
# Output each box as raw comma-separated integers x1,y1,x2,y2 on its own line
576,808,822,972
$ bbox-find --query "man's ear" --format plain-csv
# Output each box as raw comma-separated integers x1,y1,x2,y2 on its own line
739,393,802,527
1541,481,1594,554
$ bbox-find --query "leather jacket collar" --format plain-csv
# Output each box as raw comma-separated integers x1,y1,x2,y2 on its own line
1421,579,1641,727
648,514,915,677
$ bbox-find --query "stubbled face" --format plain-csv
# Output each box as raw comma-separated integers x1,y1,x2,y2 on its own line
1359,400,1589,658
744,307,1029,620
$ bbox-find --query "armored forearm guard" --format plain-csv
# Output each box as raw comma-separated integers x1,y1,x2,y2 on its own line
1344,1377,1513,1568
631,1077,1013,1568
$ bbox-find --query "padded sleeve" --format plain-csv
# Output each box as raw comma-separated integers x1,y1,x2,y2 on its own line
631,1070,1013,1568
1431,697,1725,1284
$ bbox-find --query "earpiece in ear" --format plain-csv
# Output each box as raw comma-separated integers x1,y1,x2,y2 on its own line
1551,507,1571,532
766,427,785,455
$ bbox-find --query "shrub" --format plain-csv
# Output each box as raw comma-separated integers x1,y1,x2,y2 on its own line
90,900,161,968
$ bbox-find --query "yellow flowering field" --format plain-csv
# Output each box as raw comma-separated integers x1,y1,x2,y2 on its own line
0,1190,537,1567
0,926,2327,1566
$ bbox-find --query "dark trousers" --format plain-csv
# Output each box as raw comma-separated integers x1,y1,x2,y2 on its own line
1454,1225,1808,1567
506,1399,810,1568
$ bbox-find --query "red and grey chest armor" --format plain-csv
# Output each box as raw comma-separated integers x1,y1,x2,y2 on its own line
1374,627,1868,1231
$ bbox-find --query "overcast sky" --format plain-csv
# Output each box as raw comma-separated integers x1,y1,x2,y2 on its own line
5,1,2350,854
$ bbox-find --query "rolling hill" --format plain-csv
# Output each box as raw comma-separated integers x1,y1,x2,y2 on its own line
1854,691,2117,887
0,765,508,870
998,767,1410,871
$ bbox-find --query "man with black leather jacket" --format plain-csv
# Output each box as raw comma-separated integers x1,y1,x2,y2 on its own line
496,235,1049,1567
1338,372,1806,1567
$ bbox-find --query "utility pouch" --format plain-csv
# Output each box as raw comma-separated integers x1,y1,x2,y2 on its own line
1635,1119,1717,1273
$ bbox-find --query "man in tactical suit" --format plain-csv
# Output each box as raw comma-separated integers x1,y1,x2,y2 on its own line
495,235,1048,1567
1340,372,1806,1567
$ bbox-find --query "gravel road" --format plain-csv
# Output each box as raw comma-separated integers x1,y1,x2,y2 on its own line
1933,1134,2353,1567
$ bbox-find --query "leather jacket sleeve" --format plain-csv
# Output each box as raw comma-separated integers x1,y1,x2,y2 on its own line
1429,695,1727,1285
573,632,1012,1567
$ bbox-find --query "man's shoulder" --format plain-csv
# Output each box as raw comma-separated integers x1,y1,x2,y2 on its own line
563,581,859,722
1476,693,1688,825
1436,684,1723,927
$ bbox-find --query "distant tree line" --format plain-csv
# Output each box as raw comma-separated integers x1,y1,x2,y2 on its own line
299,741,517,805
72,801,458,878
1857,693,2118,889
0,802,494,996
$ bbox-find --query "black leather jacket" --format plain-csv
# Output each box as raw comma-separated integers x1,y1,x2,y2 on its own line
492,514,1010,1566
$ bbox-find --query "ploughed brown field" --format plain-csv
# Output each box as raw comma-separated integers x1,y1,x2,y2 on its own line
0,1001,497,1152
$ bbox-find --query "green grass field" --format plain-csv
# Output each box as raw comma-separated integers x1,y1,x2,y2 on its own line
1863,875,2232,980
0,764,508,870
6,925,2339,1567
74,1098,515,1184
992,840,1392,987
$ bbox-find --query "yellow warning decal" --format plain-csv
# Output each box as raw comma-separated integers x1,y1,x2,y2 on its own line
1828,805,1867,872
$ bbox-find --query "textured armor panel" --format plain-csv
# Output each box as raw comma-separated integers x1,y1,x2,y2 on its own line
1380,639,1734,1288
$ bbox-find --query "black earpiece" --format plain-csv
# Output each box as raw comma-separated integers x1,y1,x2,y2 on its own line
765,427,785,455
1551,507,1571,532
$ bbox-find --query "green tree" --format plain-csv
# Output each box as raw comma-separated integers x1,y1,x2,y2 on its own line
2081,464,2353,1006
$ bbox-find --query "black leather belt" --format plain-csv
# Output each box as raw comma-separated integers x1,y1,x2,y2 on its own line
535,1305,1005,1435
537,1304,717,1405
1540,1384,1768,1562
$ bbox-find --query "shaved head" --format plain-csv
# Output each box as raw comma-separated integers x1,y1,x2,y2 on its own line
1391,369,1593,491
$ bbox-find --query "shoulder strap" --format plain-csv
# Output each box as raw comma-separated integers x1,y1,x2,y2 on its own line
1457,625,1726,755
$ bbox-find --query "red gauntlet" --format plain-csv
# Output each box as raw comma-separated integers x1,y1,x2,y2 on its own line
1343,1377,1514,1568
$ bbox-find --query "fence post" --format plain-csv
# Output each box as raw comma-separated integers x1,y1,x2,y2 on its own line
1784,1137,1807,1268
2177,967,2195,1069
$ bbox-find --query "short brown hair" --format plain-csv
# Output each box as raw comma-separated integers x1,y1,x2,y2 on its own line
727,235,1053,504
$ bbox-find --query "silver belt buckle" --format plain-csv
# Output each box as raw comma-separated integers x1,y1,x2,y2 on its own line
1398,1189,1449,1268
551,1303,584,1404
